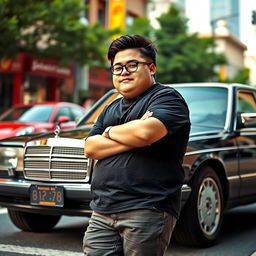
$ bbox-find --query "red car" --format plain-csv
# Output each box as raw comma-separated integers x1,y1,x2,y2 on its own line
0,102,86,140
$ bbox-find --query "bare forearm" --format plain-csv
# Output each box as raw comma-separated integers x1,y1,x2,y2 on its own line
107,117,168,147
84,135,132,160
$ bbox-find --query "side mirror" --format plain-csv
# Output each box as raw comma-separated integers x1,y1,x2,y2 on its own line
239,113,256,128
57,115,70,124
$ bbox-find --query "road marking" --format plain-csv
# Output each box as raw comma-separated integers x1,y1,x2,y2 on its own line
0,208,7,215
0,244,83,256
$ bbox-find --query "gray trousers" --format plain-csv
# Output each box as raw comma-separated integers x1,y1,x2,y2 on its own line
83,209,177,256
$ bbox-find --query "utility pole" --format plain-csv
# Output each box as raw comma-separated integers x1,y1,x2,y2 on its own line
252,10,256,25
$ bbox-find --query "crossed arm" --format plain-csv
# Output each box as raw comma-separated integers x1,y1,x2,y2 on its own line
84,111,168,160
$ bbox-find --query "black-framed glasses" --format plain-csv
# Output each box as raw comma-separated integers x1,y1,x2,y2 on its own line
110,60,152,75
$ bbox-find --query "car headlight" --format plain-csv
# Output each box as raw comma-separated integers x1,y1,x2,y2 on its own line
0,147,24,172
16,126,35,136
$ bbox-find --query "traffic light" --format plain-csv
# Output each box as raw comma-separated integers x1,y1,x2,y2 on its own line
252,10,256,25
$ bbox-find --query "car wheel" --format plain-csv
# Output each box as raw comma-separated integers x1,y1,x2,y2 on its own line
8,209,61,232
173,166,224,247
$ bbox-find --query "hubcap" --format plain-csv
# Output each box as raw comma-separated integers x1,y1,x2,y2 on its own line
197,177,221,236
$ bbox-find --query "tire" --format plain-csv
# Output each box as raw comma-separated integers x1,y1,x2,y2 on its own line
173,166,224,247
8,209,61,232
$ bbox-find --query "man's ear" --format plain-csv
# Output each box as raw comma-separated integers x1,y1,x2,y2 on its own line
149,63,156,76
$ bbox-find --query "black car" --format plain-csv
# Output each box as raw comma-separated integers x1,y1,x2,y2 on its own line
0,83,256,247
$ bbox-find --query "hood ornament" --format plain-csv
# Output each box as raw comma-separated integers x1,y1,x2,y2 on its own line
54,124,61,138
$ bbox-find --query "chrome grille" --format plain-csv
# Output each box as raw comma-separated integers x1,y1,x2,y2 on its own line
24,161,49,169
52,147,84,156
51,161,88,170
24,170,49,179
26,146,51,155
51,171,86,180
24,139,89,182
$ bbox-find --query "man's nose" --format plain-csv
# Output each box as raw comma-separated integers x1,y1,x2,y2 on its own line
121,66,130,75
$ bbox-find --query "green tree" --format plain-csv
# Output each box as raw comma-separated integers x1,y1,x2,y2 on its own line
126,17,153,39
127,5,226,83
0,0,115,66
155,5,226,83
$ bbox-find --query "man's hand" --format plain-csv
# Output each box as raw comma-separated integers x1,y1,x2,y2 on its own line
140,111,153,120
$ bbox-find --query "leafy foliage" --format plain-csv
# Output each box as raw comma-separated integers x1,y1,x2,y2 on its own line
0,0,115,66
126,5,227,83
126,17,153,39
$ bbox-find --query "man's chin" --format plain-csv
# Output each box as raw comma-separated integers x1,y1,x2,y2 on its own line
119,84,134,93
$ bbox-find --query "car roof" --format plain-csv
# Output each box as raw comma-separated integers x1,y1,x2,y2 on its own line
11,102,82,108
167,82,256,91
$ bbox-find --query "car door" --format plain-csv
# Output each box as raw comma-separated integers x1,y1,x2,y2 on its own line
236,89,256,196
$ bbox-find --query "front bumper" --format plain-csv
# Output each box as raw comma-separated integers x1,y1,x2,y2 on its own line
0,178,92,216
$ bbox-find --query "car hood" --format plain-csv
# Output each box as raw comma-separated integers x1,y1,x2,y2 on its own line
0,123,225,147
0,124,93,147
0,122,45,140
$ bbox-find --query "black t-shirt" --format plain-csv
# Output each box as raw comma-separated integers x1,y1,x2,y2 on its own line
88,83,190,218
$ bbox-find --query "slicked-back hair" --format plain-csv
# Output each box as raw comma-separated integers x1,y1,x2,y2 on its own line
107,35,157,66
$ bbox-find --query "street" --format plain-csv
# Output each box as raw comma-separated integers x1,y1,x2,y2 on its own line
0,204,256,256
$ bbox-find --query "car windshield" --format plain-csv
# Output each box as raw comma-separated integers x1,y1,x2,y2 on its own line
78,86,228,130
0,105,54,122
175,86,228,128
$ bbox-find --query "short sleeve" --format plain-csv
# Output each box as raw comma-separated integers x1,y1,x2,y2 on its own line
148,88,190,134
87,107,107,137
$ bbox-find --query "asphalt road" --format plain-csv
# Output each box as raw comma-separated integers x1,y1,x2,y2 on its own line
0,203,256,256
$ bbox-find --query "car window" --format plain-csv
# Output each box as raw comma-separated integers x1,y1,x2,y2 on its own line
70,107,85,121
54,107,72,122
237,91,256,113
19,106,54,122
0,105,54,122
176,87,228,127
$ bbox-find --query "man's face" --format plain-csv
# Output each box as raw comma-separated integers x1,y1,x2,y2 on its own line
112,49,156,99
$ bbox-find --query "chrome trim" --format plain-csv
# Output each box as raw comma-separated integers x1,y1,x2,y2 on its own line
185,144,256,156
185,146,238,156
227,175,240,181
0,178,91,190
181,184,191,192
225,85,234,131
190,130,227,138
240,173,256,179
239,130,256,135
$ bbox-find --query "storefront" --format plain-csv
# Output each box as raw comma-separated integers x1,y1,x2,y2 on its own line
0,54,74,114
24,57,73,104
0,55,24,113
